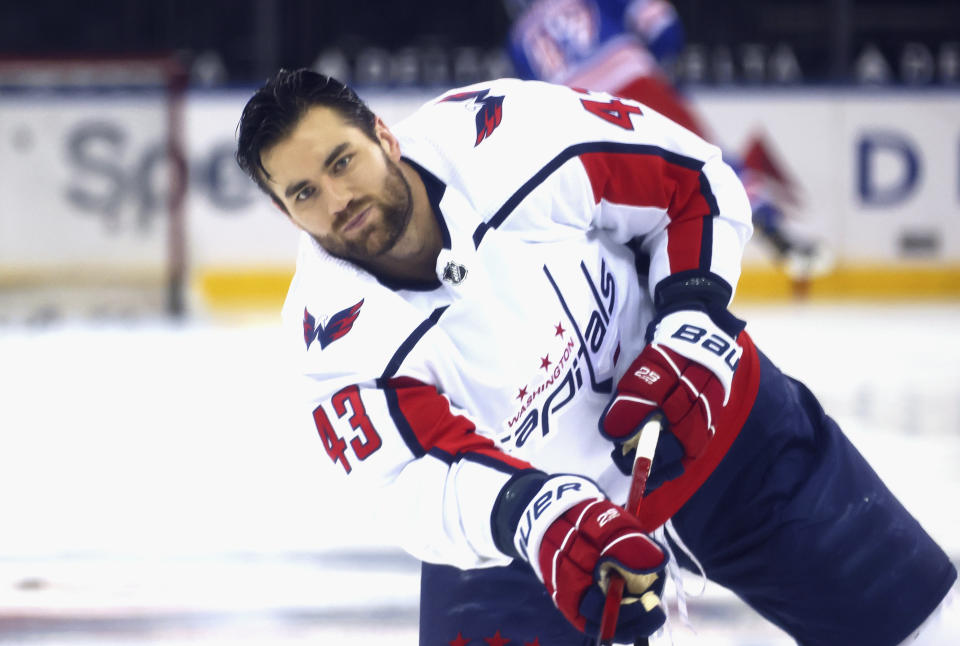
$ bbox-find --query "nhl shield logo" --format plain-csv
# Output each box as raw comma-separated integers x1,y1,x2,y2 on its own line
442,261,468,285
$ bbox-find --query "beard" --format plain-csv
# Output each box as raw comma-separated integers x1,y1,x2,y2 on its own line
316,153,414,263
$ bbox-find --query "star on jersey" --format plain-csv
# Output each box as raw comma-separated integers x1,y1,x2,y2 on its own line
540,354,551,370
516,386,528,400
439,88,505,146
554,322,566,337
484,630,509,646
448,631,539,646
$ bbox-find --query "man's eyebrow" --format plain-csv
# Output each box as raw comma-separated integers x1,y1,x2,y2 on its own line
284,180,309,199
323,142,350,169
282,142,351,199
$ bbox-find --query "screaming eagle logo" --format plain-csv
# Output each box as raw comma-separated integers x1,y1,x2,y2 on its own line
440,88,505,146
303,299,364,350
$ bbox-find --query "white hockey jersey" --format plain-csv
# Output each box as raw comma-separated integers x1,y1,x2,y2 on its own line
280,78,759,571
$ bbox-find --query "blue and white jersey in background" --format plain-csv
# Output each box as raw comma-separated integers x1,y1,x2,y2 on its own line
507,0,685,82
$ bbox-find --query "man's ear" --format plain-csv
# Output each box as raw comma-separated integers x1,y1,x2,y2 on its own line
374,116,402,161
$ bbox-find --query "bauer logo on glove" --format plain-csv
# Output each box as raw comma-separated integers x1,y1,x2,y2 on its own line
655,310,742,404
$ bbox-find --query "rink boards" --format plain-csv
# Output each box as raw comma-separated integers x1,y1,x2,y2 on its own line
1,87,959,315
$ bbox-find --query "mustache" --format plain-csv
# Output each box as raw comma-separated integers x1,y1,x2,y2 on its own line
333,199,372,230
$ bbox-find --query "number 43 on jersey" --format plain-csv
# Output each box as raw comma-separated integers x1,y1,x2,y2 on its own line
312,385,382,474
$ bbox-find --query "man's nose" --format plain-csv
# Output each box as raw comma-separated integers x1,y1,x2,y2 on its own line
322,177,352,215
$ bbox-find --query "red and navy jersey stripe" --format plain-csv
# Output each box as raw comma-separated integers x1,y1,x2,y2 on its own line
379,376,532,474
475,141,720,278
376,307,532,474
578,145,718,273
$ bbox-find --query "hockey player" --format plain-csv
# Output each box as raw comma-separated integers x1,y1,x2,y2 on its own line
505,0,832,286
235,70,958,645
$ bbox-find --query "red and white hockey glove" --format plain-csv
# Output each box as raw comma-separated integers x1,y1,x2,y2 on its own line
601,309,743,487
511,475,668,642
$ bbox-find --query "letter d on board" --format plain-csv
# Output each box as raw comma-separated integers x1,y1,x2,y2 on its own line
857,131,921,206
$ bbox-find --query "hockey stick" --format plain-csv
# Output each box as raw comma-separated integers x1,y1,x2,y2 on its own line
597,414,663,646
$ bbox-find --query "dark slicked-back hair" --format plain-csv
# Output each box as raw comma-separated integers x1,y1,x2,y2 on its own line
235,68,377,210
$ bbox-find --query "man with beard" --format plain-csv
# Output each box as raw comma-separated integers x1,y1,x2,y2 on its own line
238,86,437,282
235,69,957,645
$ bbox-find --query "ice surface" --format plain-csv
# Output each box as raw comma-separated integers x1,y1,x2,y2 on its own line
1,303,957,644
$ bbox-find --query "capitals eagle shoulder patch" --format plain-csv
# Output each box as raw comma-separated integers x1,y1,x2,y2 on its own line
303,299,364,350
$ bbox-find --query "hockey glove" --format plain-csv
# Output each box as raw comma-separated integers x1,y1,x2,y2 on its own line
600,308,743,488
510,474,668,642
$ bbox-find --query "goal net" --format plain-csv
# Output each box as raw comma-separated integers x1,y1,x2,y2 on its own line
0,56,188,323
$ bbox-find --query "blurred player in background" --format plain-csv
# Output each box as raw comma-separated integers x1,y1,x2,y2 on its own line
505,0,832,289
236,70,957,645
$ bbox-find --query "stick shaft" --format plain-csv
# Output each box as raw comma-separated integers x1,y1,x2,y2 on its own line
597,416,663,646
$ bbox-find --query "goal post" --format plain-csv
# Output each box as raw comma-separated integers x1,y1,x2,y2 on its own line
0,55,188,321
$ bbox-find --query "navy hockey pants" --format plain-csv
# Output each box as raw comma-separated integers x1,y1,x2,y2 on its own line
419,350,957,646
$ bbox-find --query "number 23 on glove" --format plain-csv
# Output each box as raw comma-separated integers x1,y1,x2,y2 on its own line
600,309,743,480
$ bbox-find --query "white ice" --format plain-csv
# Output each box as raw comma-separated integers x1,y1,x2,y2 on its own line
1,303,958,645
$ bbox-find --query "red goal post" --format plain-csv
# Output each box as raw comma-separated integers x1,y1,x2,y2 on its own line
0,55,188,321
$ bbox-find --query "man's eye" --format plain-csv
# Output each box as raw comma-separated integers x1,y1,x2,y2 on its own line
333,154,352,173
296,186,315,202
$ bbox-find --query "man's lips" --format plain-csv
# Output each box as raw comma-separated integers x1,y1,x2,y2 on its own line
341,206,371,233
